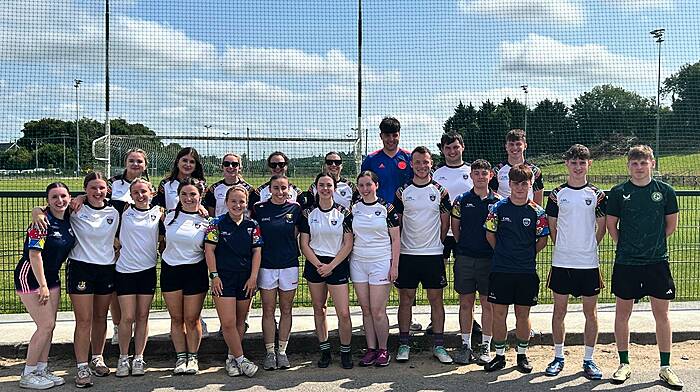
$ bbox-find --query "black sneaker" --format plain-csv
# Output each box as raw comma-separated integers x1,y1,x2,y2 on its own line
317,350,332,368
484,354,506,372
517,354,533,373
425,322,433,335
340,351,353,369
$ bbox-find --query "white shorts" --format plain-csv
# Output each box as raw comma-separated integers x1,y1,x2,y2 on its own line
257,267,299,291
350,260,390,286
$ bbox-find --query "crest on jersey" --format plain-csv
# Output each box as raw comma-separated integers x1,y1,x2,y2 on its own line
397,161,407,170
651,192,663,202
151,215,157,221
77,281,86,291
430,194,436,201
374,210,381,216
585,198,592,205
340,190,347,196
195,223,201,229
331,219,338,225
522,218,531,226
463,174,469,180
623,194,631,201
107,217,114,224
285,213,294,223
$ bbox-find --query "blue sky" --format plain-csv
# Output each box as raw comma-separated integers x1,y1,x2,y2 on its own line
0,0,698,157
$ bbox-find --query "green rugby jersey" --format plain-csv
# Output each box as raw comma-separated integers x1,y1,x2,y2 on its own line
606,179,678,265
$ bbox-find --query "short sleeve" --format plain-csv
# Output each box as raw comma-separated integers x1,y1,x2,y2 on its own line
298,209,311,234
484,204,499,233
391,187,405,215
451,195,463,219
251,222,263,247
606,187,622,217
439,187,451,213
386,204,400,228
342,209,353,234
26,227,46,251
595,189,607,218
204,219,219,244
664,185,679,215
535,206,550,237
531,165,544,192
545,189,559,218
202,184,216,208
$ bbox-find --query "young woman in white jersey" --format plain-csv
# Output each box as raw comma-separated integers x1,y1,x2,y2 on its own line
350,170,400,367
203,153,253,218
154,147,207,212
161,177,210,375
205,185,261,377
300,172,354,369
114,178,165,377
301,152,358,209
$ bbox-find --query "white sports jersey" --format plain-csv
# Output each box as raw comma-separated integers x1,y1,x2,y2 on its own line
350,199,399,263
490,161,544,202
68,204,120,265
257,182,300,203
392,180,451,255
307,178,356,208
162,210,209,266
109,175,134,205
433,163,472,236
116,205,164,273
546,183,606,269
204,179,254,217
159,179,181,211
299,204,352,257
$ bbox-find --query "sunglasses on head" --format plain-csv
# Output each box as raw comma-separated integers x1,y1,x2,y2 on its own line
268,161,287,169
222,161,240,168
325,159,342,166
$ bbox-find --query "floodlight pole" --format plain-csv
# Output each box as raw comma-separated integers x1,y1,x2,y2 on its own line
74,79,82,175
651,28,665,172
521,84,529,134
356,0,363,174
104,0,111,176
204,124,212,171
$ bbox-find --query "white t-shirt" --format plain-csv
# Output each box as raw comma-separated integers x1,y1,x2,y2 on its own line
299,204,352,257
350,199,399,263
392,180,451,255
307,179,356,208
109,175,134,205
161,210,209,266
546,183,607,269
256,182,300,204
490,161,544,202
68,204,120,265
116,205,164,273
433,163,472,236
204,179,254,217
158,179,181,211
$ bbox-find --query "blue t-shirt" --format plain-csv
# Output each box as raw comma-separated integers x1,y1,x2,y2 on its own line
205,214,263,272
451,189,501,258
18,210,76,274
361,148,413,203
251,200,301,269
484,198,549,273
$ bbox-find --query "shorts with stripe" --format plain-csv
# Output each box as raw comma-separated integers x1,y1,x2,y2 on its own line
14,259,60,293
160,260,209,295
116,267,157,296
66,259,115,295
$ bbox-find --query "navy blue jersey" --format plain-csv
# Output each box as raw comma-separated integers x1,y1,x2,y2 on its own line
251,200,301,269
18,210,75,274
205,214,263,272
484,198,549,273
451,189,501,258
361,149,413,203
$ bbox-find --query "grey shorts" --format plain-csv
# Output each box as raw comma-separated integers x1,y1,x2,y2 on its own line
454,255,491,295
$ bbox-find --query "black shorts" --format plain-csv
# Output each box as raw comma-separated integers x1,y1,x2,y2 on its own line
488,272,539,306
453,255,491,295
611,262,676,300
115,268,157,296
160,260,209,295
15,259,61,293
303,255,350,285
442,236,457,260
219,269,255,299
547,266,602,298
66,259,115,295
394,254,447,290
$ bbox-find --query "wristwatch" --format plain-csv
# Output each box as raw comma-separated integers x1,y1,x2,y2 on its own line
209,272,219,279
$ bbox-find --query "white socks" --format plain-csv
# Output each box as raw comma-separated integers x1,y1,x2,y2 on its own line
461,333,472,348
584,345,594,361
554,343,564,359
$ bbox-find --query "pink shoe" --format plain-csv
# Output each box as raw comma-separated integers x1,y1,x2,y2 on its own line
359,349,377,367
374,349,391,367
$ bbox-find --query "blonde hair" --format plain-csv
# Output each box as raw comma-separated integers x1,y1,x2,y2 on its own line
226,185,249,202
628,145,654,161
129,177,155,193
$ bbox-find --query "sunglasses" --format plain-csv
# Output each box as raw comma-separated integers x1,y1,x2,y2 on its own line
325,159,342,166
268,162,287,169
222,161,240,168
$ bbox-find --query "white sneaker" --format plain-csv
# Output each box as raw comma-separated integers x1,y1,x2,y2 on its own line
112,324,119,345
185,357,199,375
173,357,187,375
19,371,54,390
131,358,145,376
37,368,64,386
239,358,258,378
225,358,241,377
201,319,209,338
116,357,130,377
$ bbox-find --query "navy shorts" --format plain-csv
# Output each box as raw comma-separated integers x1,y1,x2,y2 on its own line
304,255,350,285
66,259,115,295
218,269,255,299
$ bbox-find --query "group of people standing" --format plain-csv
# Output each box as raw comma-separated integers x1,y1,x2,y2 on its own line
13,116,684,390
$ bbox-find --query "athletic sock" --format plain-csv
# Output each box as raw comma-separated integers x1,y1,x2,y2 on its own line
517,339,529,355
134,355,143,361
494,341,506,356
91,354,103,361
23,365,37,376
660,352,671,367
77,362,88,368
399,331,410,346
235,355,244,365
188,352,198,361
461,333,472,347
119,354,128,360
36,362,47,371
340,344,351,353
433,333,445,347
278,340,289,354
482,334,492,347
554,343,564,359
176,352,187,361
319,340,331,352
618,351,629,364
584,346,594,362
265,343,275,354
227,354,235,361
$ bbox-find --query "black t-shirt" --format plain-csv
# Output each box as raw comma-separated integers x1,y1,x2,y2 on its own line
205,214,263,272
451,189,501,258
251,200,302,269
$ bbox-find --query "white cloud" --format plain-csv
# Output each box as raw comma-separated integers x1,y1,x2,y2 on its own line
458,0,585,27
608,0,674,10
498,34,654,84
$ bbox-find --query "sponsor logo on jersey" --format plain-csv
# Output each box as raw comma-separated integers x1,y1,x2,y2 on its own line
77,281,86,291
585,198,592,205
51,231,62,238
522,218,531,226
464,203,475,208
107,217,114,225
623,194,631,201
651,192,663,202
261,217,271,221
502,217,511,223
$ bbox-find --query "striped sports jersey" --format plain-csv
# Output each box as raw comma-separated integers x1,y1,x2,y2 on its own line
154,178,207,212
17,210,75,276
489,161,544,201
434,163,473,236
303,178,358,209
350,199,399,263
69,203,120,265
108,174,135,212
392,179,451,255
299,203,353,257
116,205,165,273
250,181,302,207
162,210,209,266
546,183,606,269
451,189,501,258
203,178,254,217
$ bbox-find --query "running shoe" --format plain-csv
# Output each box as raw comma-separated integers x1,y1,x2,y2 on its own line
37,368,65,386
173,357,188,375
276,352,291,369
659,367,684,390
19,371,53,390
340,351,353,369
484,354,506,372
396,344,411,362
225,357,241,377
131,358,145,376
425,322,433,335
516,354,533,373
433,346,453,364
582,360,602,380
115,357,130,377
545,357,565,376
263,352,277,370
474,343,492,365
317,350,332,368
239,358,258,378
453,344,473,365
374,349,391,367
611,363,631,384
185,357,199,375
74,365,93,388
359,349,377,367
409,320,422,331
90,356,110,377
